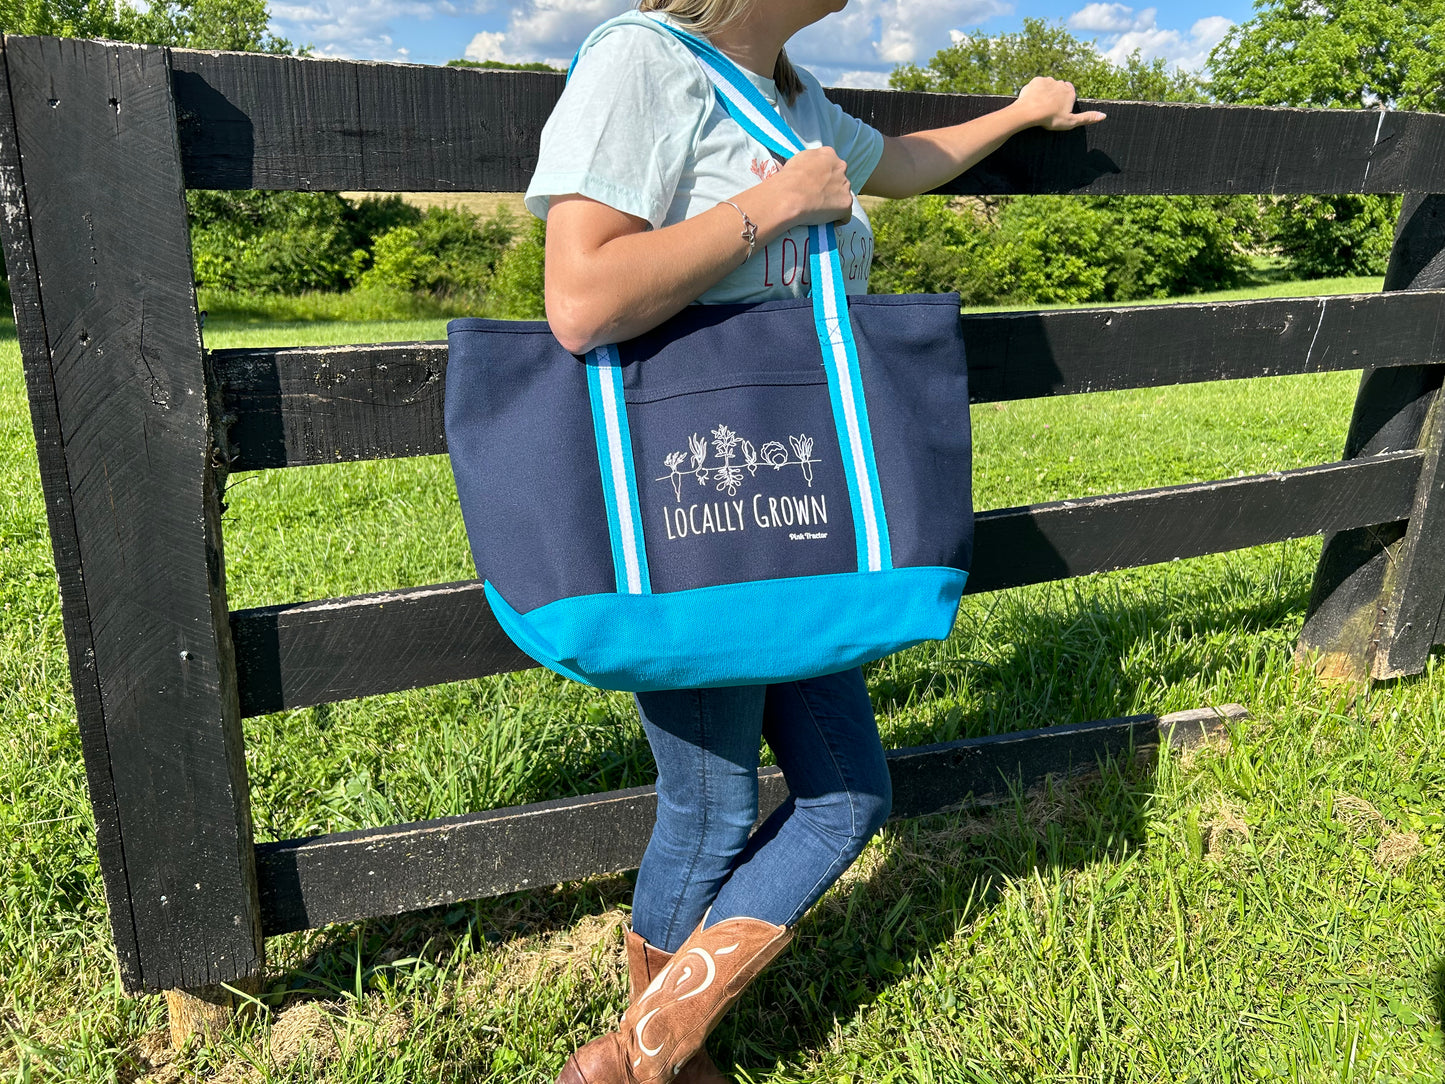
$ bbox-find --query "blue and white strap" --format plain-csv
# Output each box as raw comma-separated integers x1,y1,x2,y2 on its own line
584,20,893,593
586,344,651,595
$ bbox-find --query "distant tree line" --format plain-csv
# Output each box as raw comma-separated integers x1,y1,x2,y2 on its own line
870,7,1441,304
0,0,290,51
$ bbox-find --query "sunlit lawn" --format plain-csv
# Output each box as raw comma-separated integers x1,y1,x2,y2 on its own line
2,274,1442,1082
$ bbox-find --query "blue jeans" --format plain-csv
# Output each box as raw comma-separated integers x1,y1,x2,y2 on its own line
630,668,892,953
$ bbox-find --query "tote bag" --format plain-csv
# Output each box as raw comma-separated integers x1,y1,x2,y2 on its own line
445,24,973,692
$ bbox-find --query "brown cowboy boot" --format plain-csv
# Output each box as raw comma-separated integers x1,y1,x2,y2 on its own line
624,928,727,1084
558,916,793,1084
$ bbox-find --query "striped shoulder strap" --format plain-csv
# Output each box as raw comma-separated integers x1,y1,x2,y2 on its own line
584,20,894,593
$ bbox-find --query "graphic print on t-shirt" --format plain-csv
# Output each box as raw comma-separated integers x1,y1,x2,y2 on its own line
742,145,872,290
758,223,874,292
741,158,873,291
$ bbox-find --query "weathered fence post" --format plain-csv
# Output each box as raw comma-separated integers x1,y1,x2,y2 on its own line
1297,193,1445,681
0,35,263,1035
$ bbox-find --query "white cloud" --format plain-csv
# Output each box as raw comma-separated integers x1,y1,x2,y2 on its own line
275,0,1022,77
271,0,460,60
1068,3,1153,34
1103,14,1233,70
1066,5,1234,72
463,30,511,62
1187,15,1234,57
269,3,328,23
459,0,1010,83
788,0,1012,79
809,67,894,90
461,0,630,68
504,0,632,57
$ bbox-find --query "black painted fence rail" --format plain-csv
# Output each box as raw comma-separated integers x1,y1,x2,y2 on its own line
164,45,1445,196
255,706,1248,935
230,453,1422,716
4,34,1445,1002
213,290,1445,472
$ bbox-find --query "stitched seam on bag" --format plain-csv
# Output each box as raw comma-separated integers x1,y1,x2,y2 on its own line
625,377,828,406
449,325,557,335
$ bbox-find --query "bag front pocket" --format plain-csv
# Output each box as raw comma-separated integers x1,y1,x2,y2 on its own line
628,376,856,593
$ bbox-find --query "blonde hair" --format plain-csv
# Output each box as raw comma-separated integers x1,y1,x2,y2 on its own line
637,0,805,105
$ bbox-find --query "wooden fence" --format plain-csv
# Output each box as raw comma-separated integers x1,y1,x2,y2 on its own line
2,34,1444,1020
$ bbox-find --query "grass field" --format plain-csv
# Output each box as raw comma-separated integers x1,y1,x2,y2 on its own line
2,275,1443,1082
339,192,531,220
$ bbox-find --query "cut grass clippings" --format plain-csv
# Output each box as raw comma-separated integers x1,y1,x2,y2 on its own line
2,276,1443,1082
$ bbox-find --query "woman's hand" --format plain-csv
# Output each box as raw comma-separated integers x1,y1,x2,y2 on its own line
762,147,855,228
1014,77,1109,131
863,76,1108,199
544,147,856,354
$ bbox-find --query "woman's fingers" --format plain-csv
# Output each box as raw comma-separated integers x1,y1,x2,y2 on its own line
1054,109,1109,129
774,146,855,228
1016,76,1108,130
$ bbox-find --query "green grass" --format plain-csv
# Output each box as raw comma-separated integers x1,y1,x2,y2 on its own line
197,288,481,326
3,276,1444,1082
969,273,1386,313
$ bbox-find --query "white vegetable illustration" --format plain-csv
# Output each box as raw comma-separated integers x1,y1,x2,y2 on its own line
789,435,816,486
663,451,688,500
656,426,820,502
688,433,709,485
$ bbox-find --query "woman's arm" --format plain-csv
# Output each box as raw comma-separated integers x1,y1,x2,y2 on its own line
545,147,855,355
545,77,1106,353
862,77,1107,199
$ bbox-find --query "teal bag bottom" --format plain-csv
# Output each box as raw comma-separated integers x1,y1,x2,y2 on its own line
483,567,968,692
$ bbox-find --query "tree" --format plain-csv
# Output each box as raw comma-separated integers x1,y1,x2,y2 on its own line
875,20,1257,306
869,196,998,302
1205,0,1443,277
356,205,516,297
123,0,291,52
447,58,563,73
0,0,128,37
0,0,289,50
1207,0,1445,111
891,17,1205,103
189,191,408,293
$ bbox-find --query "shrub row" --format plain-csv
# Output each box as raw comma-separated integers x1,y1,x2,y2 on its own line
187,191,544,317
185,187,1398,320
869,193,1400,307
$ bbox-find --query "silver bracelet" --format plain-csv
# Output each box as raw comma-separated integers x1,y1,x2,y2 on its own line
719,200,758,261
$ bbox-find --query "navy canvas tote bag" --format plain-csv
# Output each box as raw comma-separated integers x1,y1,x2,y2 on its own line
445,25,973,692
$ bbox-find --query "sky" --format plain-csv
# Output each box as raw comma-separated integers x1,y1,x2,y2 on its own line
266,1,1259,87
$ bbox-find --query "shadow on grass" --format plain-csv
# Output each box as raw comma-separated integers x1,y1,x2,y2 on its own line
254,560,1302,1077
263,771,1164,1081
264,742,1161,1080
875,561,1309,749
711,748,1159,1077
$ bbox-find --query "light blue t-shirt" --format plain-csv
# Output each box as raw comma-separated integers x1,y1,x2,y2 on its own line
524,11,885,303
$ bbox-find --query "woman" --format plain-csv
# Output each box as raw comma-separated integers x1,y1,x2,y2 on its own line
524,3,1105,1081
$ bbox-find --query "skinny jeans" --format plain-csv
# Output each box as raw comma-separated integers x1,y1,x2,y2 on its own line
630,667,892,953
